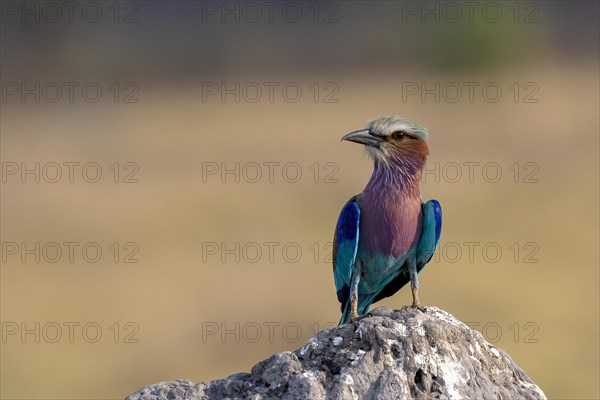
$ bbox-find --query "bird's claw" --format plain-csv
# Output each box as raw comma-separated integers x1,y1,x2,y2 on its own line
399,304,419,313
355,312,373,322
410,303,427,312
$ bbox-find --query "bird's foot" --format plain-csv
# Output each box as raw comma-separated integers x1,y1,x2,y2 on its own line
410,303,427,312
352,312,373,322
399,304,425,313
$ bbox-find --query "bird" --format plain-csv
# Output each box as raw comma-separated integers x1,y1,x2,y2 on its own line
333,115,442,325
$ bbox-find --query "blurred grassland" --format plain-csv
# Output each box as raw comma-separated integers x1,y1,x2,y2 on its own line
1,62,598,399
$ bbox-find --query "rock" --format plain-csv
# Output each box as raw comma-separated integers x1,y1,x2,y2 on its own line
126,306,546,400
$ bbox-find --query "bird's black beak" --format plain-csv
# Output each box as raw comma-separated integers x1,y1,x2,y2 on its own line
341,129,384,148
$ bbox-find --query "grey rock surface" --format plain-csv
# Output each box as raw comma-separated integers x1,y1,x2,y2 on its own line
126,306,546,400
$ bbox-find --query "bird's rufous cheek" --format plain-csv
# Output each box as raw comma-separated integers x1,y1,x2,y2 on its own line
403,140,430,156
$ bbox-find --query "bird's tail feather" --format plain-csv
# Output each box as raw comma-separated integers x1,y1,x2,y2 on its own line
338,300,352,325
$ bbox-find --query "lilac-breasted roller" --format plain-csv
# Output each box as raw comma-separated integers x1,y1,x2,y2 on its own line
333,115,442,325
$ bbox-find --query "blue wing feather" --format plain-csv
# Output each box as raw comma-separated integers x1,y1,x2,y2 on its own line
333,199,360,309
416,199,442,266
432,200,442,247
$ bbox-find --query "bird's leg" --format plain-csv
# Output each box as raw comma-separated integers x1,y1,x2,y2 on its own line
408,261,421,308
349,262,361,320
411,286,420,308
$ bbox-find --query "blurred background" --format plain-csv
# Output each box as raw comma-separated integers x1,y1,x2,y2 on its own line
1,1,598,398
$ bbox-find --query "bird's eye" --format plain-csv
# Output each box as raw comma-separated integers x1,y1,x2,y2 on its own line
391,131,406,140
